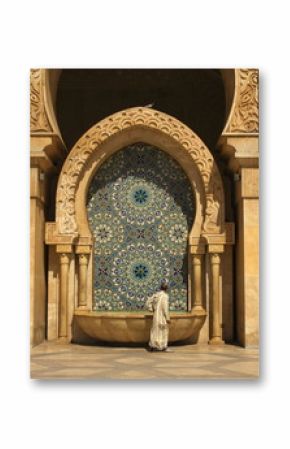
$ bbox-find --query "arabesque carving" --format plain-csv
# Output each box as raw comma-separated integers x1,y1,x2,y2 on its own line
56,107,224,235
227,69,259,133
30,69,51,132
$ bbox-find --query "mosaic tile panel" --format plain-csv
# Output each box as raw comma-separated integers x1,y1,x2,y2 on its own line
87,143,195,311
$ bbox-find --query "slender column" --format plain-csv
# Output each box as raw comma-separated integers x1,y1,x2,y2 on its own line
78,254,88,307
209,253,224,344
59,253,70,337
192,254,204,311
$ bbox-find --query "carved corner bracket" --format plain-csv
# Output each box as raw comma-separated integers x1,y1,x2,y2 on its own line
223,69,259,135
30,69,52,134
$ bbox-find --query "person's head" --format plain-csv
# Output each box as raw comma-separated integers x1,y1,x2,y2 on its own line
160,281,168,291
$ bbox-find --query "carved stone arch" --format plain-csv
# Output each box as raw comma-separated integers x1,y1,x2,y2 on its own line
55,107,225,242
75,127,204,242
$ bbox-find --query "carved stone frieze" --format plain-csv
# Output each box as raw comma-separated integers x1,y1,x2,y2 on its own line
55,108,222,235
227,69,259,133
30,69,51,133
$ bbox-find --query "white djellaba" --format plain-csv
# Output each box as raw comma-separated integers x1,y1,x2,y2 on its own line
145,287,171,351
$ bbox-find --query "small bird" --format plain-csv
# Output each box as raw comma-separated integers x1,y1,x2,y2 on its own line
143,102,155,108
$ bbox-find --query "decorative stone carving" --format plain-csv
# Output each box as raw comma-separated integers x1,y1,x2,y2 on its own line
203,195,220,233
56,107,222,235
227,69,259,133
30,69,51,133
202,166,224,233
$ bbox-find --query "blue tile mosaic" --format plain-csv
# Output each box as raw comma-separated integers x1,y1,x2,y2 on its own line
87,143,195,311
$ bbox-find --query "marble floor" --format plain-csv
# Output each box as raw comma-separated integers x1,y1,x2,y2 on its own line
30,341,259,380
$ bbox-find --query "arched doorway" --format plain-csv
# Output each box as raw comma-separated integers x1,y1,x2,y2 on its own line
86,142,195,312
46,107,228,344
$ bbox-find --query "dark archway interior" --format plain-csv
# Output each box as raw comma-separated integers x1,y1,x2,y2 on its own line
56,69,226,151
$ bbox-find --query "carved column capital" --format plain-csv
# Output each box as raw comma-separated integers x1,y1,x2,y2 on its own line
192,254,202,265
59,253,70,264
79,253,89,265
210,253,221,265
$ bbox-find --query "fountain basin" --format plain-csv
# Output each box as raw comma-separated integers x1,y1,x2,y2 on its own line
73,309,207,344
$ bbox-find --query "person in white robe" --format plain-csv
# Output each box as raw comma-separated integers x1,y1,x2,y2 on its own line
145,282,171,351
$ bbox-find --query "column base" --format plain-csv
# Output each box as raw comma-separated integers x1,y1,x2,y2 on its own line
56,336,71,344
191,305,205,312
209,337,225,345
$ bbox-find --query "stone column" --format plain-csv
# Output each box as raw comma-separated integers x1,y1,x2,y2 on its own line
30,166,46,346
78,254,89,307
235,167,259,347
217,135,259,347
59,253,70,337
192,254,204,311
209,252,224,345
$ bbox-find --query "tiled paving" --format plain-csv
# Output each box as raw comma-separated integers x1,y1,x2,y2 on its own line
30,341,259,380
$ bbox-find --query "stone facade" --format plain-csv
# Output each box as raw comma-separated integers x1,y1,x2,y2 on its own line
30,69,259,348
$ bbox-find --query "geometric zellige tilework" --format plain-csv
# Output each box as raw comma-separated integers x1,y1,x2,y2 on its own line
87,143,195,311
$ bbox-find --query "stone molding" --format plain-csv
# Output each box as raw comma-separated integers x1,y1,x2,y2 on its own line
55,107,225,238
